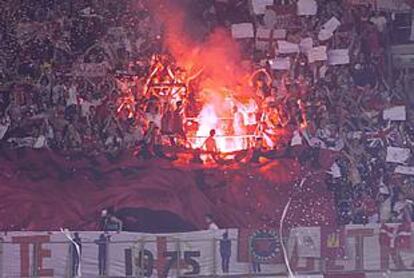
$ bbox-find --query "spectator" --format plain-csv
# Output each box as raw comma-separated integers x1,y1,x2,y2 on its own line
219,231,231,273
71,232,82,278
393,192,413,223
206,214,219,230
94,233,111,276
377,185,392,223
100,208,123,232
0,0,412,227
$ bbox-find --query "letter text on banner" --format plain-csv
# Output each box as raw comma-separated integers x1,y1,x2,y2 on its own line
347,228,375,270
12,235,54,277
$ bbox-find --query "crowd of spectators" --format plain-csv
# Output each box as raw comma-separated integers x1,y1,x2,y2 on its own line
0,0,414,226
0,0,163,157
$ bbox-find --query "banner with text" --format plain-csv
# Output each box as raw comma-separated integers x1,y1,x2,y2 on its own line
1,224,414,277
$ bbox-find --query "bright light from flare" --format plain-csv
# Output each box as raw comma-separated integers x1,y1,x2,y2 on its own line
193,99,255,153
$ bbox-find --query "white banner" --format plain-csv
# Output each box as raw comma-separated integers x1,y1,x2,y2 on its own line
1,225,414,277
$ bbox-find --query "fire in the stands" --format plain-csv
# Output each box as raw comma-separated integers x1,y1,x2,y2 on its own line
116,2,282,161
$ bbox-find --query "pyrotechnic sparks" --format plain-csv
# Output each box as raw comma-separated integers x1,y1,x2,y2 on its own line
117,40,272,154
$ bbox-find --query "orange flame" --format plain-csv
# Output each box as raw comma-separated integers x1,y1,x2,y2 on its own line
145,1,263,153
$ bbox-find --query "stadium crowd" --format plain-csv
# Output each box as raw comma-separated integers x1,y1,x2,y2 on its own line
0,0,414,227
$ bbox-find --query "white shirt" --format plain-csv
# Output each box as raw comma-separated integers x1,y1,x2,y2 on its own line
370,16,387,33
379,197,391,222
145,112,161,128
66,85,78,106
208,222,219,230
291,130,303,146
394,200,410,220
33,135,46,149
80,99,102,117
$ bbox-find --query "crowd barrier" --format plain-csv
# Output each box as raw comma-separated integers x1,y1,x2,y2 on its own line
1,224,414,277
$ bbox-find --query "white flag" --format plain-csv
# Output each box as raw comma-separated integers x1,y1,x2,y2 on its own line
383,106,406,121
307,46,327,63
328,49,350,65
395,166,414,176
318,17,341,41
322,17,341,34
277,40,300,54
252,0,274,15
386,147,411,164
271,57,291,70
297,0,318,16
299,37,314,53
290,130,303,145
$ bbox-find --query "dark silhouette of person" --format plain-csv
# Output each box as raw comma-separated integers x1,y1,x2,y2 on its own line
219,232,231,273
71,233,82,277
252,261,261,273
251,237,261,273
100,208,123,232
94,233,110,276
